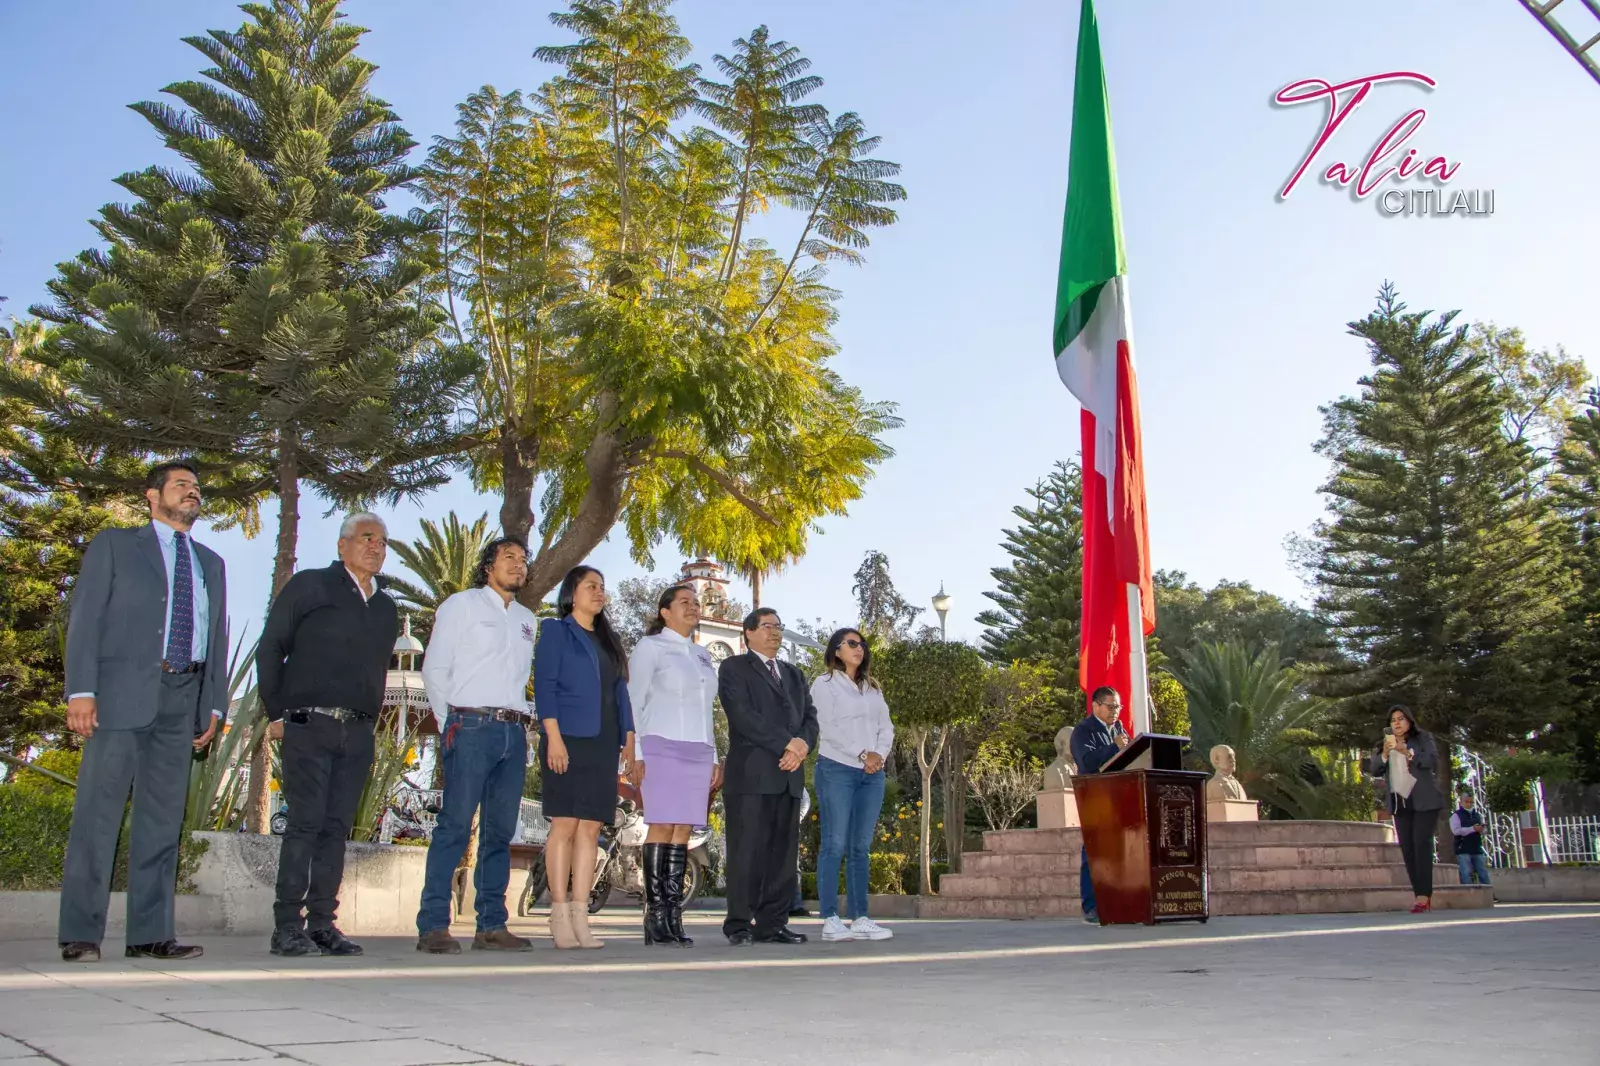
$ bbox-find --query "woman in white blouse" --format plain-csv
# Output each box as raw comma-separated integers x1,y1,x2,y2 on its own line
811,628,895,942
625,585,721,946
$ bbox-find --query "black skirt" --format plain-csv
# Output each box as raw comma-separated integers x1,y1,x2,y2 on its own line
540,732,620,823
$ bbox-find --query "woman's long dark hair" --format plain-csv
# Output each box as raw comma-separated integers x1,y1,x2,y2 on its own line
1387,703,1426,739
557,565,627,675
644,584,695,637
823,628,876,690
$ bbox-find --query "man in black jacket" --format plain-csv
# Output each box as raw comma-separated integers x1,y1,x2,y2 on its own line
718,607,820,945
1069,686,1129,925
258,513,398,957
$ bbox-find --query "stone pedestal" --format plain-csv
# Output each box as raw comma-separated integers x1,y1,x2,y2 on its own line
1035,787,1081,829
1206,798,1260,822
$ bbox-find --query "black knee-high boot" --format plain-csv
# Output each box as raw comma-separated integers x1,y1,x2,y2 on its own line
642,843,673,945
663,843,693,946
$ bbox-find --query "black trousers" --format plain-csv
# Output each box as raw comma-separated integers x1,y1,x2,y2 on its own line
273,713,375,929
1394,803,1437,898
59,672,200,946
723,790,800,937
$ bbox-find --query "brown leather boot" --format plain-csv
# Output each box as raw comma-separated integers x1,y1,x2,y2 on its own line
416,928,461,955
548,900,579,950
570,900,604,949
472,927,533,951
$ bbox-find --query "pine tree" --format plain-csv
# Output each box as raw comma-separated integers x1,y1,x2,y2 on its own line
1552,391,1600,785
1310,285,1567,761
5,0,474,599
976,461,1083,698
852,549,923,641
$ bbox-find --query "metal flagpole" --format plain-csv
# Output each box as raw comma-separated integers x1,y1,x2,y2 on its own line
1126,583,1151,735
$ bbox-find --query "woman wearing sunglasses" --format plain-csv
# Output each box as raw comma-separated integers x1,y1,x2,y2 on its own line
811,628,895,942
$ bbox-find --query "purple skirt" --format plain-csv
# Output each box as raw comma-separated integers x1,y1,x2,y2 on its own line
638,735,716,826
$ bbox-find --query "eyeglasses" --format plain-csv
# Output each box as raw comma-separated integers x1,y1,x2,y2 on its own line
841,639,864,649
756,622,784,632
1097,701,1122,712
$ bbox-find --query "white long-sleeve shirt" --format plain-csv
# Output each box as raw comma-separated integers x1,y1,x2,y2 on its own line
626,628,718,746
420,586,538,727
1449,810,1483,836
810,671,894,768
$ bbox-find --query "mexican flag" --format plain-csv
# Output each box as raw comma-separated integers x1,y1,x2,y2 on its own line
1053,0,1154,734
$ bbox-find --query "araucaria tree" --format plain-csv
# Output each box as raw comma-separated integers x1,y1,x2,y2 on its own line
7,0,474,602
420,1,906,604
852,549,923,641
1309,285,1567,775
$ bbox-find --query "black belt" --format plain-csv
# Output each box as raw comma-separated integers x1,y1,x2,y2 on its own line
287,706,373,723
450,706,533,725
161,660,204,675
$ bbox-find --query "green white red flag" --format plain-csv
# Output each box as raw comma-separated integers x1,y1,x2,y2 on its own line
1053,0,1154,734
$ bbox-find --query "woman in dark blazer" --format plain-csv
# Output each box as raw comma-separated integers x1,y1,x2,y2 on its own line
1367,704,1444,912
533,565,635,949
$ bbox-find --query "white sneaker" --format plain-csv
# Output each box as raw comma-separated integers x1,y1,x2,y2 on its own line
850,916,893,941
821,915,854,942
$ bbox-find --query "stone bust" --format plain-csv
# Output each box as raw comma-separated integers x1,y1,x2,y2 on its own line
1206,744,1248,802
1042,726,1077,791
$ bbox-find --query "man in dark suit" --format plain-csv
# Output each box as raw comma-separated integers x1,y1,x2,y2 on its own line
1070,686,1129,925
718,607,820,946
59,460,228,962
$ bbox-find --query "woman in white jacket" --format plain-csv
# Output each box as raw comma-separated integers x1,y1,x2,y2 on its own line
810,628,895,942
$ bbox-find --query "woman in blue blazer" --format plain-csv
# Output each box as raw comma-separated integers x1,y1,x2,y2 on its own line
533,565,635,948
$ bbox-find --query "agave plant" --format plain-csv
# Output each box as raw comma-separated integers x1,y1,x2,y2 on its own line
352,727,415,842
183,635,267,831
1170,640,1332,819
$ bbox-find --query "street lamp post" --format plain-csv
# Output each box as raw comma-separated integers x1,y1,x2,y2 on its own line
931,584,952,640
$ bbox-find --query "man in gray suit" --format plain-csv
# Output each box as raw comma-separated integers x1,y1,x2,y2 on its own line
58,460,228,962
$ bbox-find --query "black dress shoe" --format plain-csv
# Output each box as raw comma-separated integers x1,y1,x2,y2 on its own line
125,940,203,960
60,941,100,962
726,929,755,946
270,926,316,957
755,927,808,945
308,926,363,957
789,906,811,917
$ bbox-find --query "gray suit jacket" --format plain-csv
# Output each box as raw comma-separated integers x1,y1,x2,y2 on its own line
65,524,228,732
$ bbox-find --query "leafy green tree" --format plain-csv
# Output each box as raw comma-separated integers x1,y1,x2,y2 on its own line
422,1,905,604
1151,570,1330,669
386,512,496,642
876,638,984,895
977,461,1083,700
1551,390,1600,785
1308,285,1567,774
1467,321,1587,453
851,549,922,641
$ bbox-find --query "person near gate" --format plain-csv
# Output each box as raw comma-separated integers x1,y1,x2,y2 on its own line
719,607,820,946
415,537,539,954
1367,704,1445,914
534,565,636,950
1451,790,1492,888
812,627,895,943
625,583,721,946
259,513,398,957
1069,686,1129,926
58,460,227,963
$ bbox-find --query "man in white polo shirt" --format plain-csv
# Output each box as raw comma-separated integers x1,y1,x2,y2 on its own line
415,537,539,954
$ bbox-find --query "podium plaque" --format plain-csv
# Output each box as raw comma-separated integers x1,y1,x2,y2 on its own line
1073,734,1209,925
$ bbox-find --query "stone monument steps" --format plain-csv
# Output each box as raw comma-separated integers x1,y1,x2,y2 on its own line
1210,842,1403,868
976,820,1396,856
920,883,1491,920
1214,862,1459,892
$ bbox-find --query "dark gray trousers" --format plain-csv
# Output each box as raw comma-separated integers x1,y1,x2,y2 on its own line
58,672,199,946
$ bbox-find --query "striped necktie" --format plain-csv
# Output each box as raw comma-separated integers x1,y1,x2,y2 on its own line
165,531,195,670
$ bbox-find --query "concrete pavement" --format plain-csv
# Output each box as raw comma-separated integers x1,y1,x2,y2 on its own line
1,904,1596,1065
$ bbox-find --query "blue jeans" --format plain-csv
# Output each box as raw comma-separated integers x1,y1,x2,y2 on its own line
814,756,887,920
416,715,528,934
1457,852,1491,885
1080,846,1097,915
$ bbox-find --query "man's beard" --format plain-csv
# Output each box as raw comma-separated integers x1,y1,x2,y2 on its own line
496,575,527,594
159,499,200,526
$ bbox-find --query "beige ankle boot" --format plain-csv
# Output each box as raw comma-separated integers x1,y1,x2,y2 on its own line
570,900,604,949
548,900,579,950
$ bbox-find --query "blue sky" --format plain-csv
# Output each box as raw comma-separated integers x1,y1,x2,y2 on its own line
1,0,1596,649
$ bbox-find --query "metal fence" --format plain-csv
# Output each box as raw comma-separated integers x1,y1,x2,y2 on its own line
377,788,549,846
1545,815,1600,865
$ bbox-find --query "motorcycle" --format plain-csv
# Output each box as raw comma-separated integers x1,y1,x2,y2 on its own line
517,795,716,916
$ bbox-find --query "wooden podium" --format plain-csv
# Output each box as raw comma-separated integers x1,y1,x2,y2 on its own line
1072,733,1209,925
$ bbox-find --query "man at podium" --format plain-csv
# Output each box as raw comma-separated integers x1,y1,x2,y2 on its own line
1068,687,1129,924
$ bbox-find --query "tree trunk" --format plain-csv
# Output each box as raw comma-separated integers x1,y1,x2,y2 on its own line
518,394,631,607
749,567,763,609
1436,743,1457,867
498,423,537,545
941,733,967,874
246,434,301,835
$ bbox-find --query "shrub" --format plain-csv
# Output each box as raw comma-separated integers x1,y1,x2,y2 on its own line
869,852,907,894
902,860,948,896
0,782,209,893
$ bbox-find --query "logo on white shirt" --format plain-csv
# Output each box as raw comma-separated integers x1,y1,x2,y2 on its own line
520,622,535,641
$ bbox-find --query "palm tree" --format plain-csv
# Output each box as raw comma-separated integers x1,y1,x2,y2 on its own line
1170,640,1331,819
386,513,494,629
